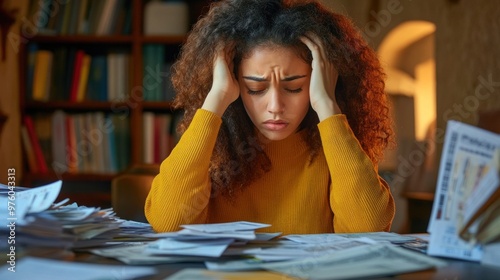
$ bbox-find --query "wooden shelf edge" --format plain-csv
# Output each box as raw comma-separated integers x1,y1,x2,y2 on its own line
24,101,131,111
141,35,187,44
25,35,188,45
25,35,135,44
142,101,176,111
24,172,117,183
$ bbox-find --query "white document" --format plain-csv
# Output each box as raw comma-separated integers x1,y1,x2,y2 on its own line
262,244,447,280
166,268,294,280
146,229,257,241
145,238,234,257
461,166,499,233
282,232,415,244
90,243,211,265
481,242,500,268
0,180,62,222
245,239,375,261
427,120,500,261
0,257,156,280
180,221,271,233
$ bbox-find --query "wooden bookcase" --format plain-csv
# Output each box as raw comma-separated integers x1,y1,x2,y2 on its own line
19,0,211,206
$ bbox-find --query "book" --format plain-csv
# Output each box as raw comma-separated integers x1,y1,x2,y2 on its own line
76,0,90,34
32,50,53,102
69,50,86,102
50,47,69,101
76,54,92,101
112,114,130,171
51,110,68,174
142,112,155,164
86,55,108,101
25,44,38,100
65,114,77,173
96,0,119,35
21,126,38,173
33,114,53,167
105,115,118,173
23,116,48,173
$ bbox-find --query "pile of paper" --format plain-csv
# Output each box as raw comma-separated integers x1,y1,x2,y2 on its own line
90,221,280,264
144,221,273,258
204,232,420,270
168,231,446,280
0,181,125,252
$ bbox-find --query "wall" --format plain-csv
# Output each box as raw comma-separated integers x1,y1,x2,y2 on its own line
321,0,500,232
0,0,27,185
323,0,500,131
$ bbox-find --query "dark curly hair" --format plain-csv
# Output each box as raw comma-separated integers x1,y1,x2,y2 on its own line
171,0,393,197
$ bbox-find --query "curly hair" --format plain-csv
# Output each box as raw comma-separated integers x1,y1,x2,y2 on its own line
171,0,393,197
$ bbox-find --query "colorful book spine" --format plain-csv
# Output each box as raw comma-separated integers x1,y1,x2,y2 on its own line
23,116,48,173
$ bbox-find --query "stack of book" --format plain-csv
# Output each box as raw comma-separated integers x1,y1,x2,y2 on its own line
26,0,132,36
21,112,130,175
26,45,130,103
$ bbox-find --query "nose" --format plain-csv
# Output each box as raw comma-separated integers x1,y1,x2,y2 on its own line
267,87,284,115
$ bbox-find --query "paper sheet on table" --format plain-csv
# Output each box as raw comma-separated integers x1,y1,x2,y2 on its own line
0,257,156,280
262,244,447,280
245,239,376,261
282,232,415,244
90,243,213,265
166,268,295,280
145,238,234,257
0,180,62,222
180,221,271,233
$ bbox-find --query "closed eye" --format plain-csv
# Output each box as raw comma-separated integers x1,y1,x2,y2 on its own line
285,88,303,94
247,88,267,95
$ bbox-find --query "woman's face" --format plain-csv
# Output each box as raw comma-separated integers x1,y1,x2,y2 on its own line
238,45,312,141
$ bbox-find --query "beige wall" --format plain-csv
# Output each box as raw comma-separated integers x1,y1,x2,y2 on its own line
0,0,27,185
322,0,500,186
321,0,500,232
322,0,500,127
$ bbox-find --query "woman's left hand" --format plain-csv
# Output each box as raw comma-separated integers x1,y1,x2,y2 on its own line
300,34,342,121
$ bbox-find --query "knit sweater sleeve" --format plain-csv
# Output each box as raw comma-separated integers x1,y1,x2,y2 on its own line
318,114,395,233
145,109,222,232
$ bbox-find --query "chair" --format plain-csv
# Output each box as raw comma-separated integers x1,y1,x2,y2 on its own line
477,109,500,134
111,164,159,222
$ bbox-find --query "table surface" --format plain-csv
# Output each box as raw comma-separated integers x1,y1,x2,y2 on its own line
67,247,500,280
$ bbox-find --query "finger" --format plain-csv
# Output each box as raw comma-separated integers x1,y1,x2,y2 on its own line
225,45,235,73
305,32,329,62
301,35,338,81
300,35,320,60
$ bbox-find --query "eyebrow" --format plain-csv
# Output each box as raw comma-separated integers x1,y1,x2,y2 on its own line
242,75,307,82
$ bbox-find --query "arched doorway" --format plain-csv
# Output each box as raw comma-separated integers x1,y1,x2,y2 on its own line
378,21,437,233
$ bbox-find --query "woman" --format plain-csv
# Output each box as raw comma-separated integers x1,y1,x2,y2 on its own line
145,0,395,235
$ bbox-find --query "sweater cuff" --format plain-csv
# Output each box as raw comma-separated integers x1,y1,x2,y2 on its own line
317,114,352,136
194,109,223,128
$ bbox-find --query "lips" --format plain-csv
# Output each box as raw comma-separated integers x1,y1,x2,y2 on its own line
263,120,289,131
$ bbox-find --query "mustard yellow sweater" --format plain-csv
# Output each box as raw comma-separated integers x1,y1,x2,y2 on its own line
145,109,395,235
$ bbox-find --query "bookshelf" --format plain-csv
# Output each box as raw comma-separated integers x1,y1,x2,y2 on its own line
19,0,211,206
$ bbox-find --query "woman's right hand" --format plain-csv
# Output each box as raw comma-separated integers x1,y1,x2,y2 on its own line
202,46,240,117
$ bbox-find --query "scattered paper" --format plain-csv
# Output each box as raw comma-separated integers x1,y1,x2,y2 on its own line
262,244,447,280
0,257,156,280
166,268,295,280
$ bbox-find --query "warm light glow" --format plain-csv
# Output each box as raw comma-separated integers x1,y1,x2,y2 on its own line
415,60,436,140
378,20,436,141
